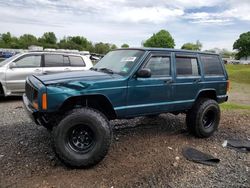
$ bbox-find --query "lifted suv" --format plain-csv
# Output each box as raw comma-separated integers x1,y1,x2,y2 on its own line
23,48,229,168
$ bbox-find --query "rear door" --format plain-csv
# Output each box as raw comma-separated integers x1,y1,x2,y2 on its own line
172,53,202,110
5,54,42,93
42,54,71,75
68,55,87,71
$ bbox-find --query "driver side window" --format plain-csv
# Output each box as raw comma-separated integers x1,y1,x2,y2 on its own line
145,56,170,77
14,55,41,68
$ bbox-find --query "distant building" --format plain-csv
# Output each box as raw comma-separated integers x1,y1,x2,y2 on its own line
240,56,250,61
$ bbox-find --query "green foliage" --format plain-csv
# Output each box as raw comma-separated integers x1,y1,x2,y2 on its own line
220,103,250,110
94,42,117,54
121,43,129,48
0,32,118,54
143,30,175,48
233,31,250,59
19,34,38,49
181,40,202,51
38,32,57,45
58,36,93,51
225,64,250,84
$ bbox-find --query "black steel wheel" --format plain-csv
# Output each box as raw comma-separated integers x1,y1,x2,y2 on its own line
67,125,95,153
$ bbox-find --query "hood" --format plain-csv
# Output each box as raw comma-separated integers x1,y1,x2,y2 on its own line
35,70,117,85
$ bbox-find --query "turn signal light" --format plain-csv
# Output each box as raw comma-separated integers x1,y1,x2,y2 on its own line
42,93,47,110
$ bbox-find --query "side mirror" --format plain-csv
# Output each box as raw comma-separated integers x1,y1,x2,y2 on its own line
9,62,17,69
136,68,151,78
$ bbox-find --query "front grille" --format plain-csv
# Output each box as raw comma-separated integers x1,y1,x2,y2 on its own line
25,81,36,102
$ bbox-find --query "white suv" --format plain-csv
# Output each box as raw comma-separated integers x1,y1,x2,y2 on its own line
0,51,93,96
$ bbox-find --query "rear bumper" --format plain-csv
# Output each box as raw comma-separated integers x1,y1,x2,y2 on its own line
217,95,228,103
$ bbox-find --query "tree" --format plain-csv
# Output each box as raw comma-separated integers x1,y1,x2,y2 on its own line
233,31,250,59
58,36,94,51
143,30,175,48
181,40,202,51
121,43,129,48
93,42,117,54
38,32,57,48
19,34,38,48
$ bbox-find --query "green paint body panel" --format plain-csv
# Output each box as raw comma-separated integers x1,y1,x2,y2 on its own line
24,48,228,120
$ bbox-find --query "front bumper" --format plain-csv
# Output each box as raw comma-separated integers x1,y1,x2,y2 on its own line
23,94,40,125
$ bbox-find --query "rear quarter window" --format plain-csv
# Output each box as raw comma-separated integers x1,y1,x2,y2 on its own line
200,55,224,76
69,56,86,67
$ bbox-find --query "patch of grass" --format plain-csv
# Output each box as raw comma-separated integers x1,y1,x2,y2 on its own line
225,64,250,84
220,102,250,110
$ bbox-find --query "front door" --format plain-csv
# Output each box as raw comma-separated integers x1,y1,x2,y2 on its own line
5,54,43,93
126,53,173,116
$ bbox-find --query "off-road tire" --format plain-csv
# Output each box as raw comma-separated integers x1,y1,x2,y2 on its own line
53,107,112,168
186,98,220,138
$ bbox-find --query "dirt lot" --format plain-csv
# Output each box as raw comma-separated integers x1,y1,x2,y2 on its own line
0,97,249,188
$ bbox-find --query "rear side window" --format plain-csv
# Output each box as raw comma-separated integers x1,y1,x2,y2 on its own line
176,56,199,76
69,56,85,67
145,56,170,76
200,55,224,76
45,54,64,67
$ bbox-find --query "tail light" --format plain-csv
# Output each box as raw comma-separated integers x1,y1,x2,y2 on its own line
226,80,230,92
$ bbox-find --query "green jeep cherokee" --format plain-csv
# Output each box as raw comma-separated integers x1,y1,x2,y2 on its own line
23,48,229,168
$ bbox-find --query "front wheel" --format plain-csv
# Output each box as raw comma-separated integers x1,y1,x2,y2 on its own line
186,98,220,138
53,108,112,168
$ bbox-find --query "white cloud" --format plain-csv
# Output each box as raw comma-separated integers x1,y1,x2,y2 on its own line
115,7,184,23
0,0,249,50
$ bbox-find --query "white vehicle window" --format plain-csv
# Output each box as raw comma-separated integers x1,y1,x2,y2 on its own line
14,55,41,68
69,56,85,67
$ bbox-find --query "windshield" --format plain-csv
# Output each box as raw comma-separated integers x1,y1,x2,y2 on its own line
93,50,145,75
0,53,21,67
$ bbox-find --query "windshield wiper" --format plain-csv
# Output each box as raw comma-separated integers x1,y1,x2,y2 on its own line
98,68,114,74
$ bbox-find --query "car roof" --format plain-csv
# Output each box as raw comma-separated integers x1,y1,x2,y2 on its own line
115,47,219,56
20,51,86,56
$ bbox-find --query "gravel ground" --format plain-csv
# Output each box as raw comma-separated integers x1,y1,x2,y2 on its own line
0,97,249,188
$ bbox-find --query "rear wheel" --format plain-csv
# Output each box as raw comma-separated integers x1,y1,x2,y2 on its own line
186,98,220,138
53,107,112,168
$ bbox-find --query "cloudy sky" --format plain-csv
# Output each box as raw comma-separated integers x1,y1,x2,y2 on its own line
0,0,250,50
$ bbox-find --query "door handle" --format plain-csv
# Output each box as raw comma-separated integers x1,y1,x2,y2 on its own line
34,69,41,72
194,78,201,83
64,68,71,71
164,79,174,84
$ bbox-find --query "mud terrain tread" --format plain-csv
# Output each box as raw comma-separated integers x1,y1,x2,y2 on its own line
53,107,112,168
186,98,220,138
